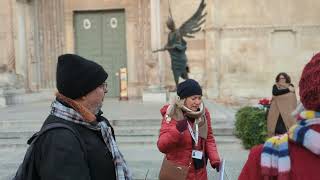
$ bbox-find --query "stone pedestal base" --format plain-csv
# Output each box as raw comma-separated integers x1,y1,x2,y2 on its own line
0,88,54,107
0,89,6,107
142,87,168,103
0,88,25,107
0,71,26,107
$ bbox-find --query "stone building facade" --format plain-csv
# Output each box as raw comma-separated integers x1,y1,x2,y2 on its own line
206,0,320,103
1,0,65,91
1,0,320,102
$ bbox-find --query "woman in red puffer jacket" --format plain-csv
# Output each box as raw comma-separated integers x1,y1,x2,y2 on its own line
157,79,220,180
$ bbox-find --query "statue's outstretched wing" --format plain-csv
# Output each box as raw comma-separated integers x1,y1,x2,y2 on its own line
178,0,207,38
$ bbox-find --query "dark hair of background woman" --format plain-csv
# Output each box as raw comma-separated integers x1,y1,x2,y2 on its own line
275,72,291,84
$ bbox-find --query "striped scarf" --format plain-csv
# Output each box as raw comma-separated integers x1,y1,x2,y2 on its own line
261,110,320,180
51,100,132,180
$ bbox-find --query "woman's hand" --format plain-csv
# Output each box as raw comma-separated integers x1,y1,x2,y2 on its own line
211,161,221,172
288,86,295,92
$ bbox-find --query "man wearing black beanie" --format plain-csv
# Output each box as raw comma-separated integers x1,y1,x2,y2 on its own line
16,54,132,180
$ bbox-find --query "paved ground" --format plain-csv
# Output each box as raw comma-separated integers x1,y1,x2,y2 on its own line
0,98,248,180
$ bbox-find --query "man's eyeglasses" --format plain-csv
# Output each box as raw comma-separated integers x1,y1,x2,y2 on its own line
101,82,108,93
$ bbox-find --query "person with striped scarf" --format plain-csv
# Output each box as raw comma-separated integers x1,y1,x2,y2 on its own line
239,52,320,180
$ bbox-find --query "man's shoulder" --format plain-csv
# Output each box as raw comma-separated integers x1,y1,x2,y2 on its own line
43,115,73,126
38,115,84,144
42,127,78,140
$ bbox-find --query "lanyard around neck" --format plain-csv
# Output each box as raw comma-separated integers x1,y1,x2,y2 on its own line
187,120,199,147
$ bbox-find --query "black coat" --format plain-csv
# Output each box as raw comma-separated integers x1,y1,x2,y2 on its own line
33,114,116,180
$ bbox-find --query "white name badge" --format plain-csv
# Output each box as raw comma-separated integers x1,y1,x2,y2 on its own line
192,150,203,160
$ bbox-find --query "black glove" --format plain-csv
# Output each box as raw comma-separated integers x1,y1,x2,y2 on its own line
176,120,188,132
211,161,220,172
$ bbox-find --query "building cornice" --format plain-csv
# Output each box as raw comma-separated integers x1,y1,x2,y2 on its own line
204,24,320,32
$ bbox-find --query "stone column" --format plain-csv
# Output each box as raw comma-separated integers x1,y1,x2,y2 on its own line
7,0,16,72
0,0,27,107
150,0,163,88
142,0,167,102
15,2,28,86
205,0,221,99
0,0,24,89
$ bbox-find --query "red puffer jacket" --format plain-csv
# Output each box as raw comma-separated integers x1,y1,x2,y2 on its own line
239,125,320,180
157,105,220,180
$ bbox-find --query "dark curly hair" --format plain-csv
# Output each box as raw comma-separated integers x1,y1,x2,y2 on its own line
275,72,291,84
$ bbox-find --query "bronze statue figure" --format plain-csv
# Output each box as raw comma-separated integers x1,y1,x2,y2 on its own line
153,0,207,88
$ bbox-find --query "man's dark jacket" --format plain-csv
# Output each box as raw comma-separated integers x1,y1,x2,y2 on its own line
33,113,117,180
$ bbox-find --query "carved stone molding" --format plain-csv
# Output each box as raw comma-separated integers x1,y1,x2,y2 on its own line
205,25,320,38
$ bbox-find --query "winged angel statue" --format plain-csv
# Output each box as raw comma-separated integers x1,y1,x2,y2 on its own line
153,0,207,87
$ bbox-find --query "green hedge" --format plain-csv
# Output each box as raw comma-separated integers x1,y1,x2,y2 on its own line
235,106,268,149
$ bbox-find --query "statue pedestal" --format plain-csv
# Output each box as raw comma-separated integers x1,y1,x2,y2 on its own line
0,71,53,107
0,89,6,107
0,87,53,107
0,71,23,107
142,86,168,103
0,72,17,107
0,88,25,107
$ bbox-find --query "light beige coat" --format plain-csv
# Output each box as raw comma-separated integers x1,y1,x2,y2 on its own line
267,92,297,137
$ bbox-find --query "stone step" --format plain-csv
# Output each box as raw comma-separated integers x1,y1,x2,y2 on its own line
117,136,241,145
0,137,157,149
0,135,240,149
0,119,162,128
111,119,161,126
114,126,160,136
112,118,233,126
0,124,234,140
0,120,44,127
117,125,234,136
0,117,234,129
213,126,235,136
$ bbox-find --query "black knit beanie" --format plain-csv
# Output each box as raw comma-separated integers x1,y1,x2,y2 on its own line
177,79,202,99
56,54,108,99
